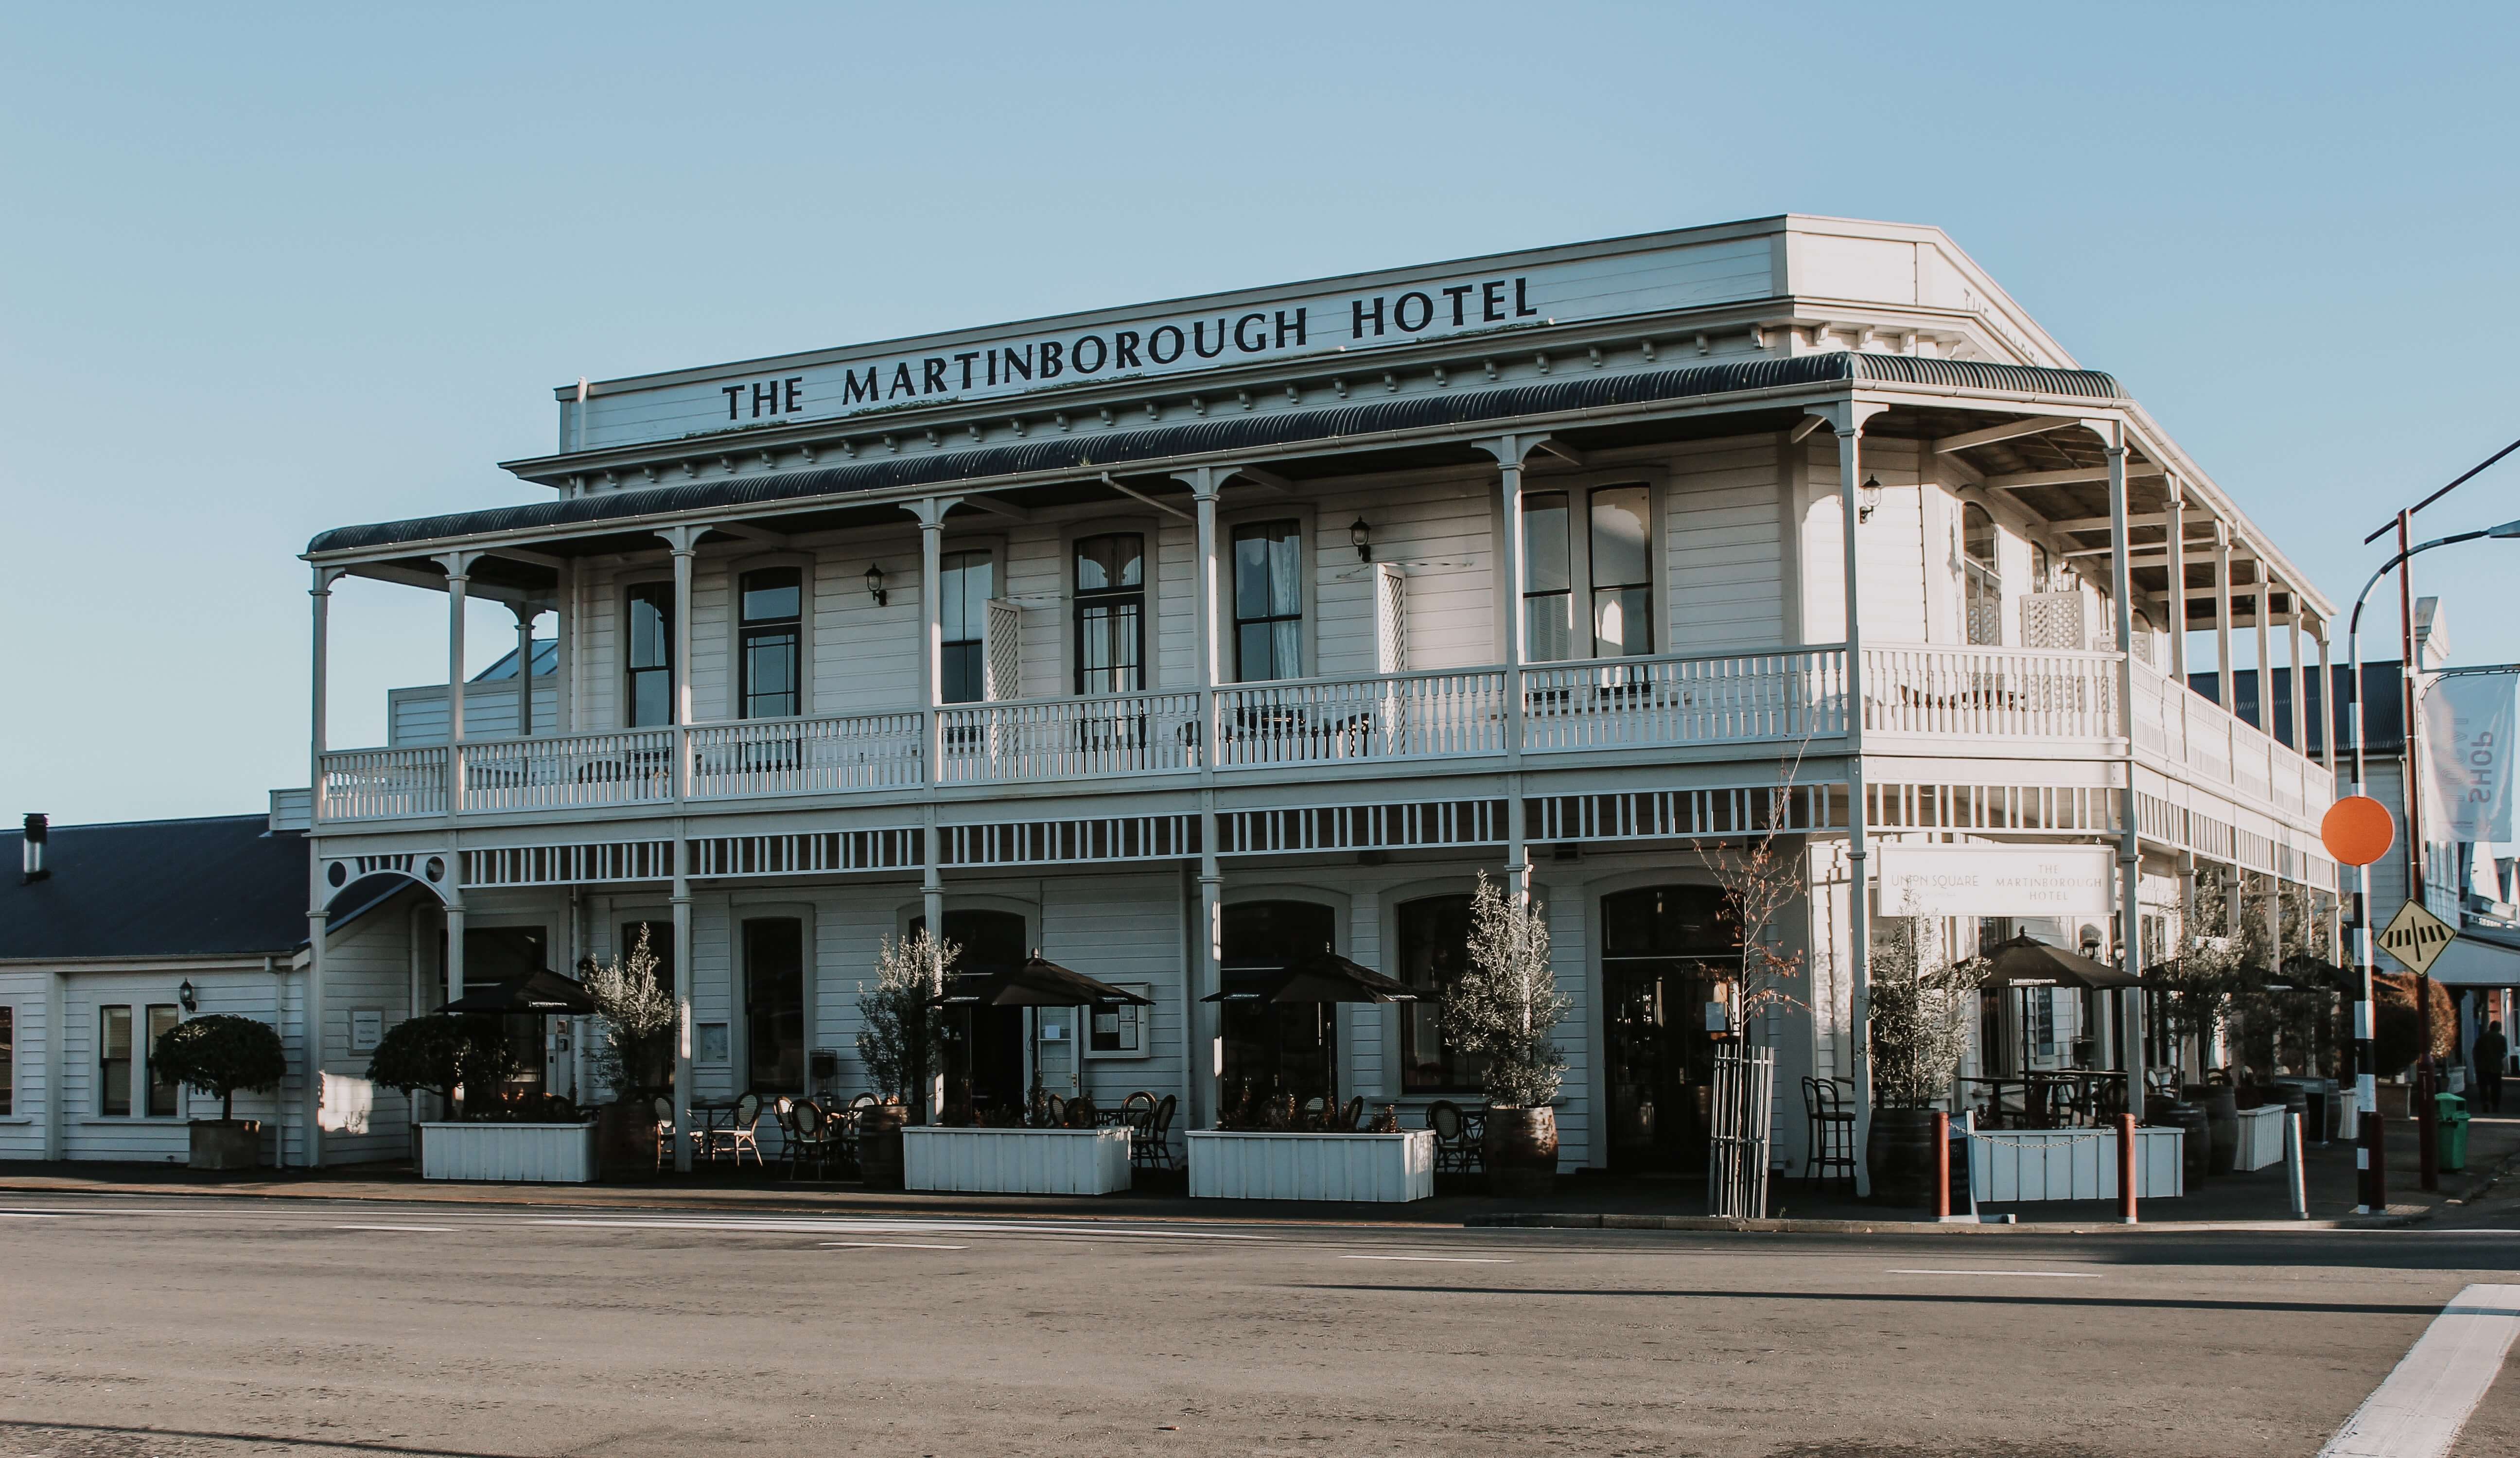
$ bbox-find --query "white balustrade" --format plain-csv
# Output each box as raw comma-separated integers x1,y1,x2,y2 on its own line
1218,668,1507,766
458,729,677,812
689,713,923,799
937,691,1203,783
317,746,447,820
1522,650,1845,751
1864,645,2119,739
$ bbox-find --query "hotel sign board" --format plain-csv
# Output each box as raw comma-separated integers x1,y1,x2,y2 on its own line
561,236,1778,452
1874,845,2116,919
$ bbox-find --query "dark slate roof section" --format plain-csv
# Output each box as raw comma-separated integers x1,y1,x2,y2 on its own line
0,815,311,962
308,353,2124,555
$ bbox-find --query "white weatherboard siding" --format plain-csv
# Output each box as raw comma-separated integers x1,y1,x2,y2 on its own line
38,964,298,1165
1665,435,1789,653
0,973,50,1159
317,911,415,1164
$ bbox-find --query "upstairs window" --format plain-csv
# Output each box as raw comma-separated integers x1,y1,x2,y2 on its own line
1074,533,1145,695
939,550,995,704
1232,520,1303,682
1522,485,1655,662
1961,504,2002,647
737,567,802,719
626,581,675,726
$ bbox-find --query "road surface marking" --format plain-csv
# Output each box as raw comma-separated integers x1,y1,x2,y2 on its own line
1885,1269,2102,1279
335,1224,457,1232
529,1216,1269,1241
2318,1283,2520,1458
1340,1254,1514,1264
818,1241,968,1250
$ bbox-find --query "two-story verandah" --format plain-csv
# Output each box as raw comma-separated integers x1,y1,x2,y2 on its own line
296,216,2341,1178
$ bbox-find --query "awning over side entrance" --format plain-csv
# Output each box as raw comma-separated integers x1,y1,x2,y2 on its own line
2430,928,2520,988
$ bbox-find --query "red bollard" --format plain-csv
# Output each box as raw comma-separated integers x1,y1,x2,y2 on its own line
1934,1111,1951,1220
2117,1112,2138,1225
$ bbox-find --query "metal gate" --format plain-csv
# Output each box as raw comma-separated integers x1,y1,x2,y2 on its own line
1705,1045,1774,1218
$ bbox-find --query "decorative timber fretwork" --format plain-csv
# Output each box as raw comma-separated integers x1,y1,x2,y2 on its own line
696,828,922,878
1866,783,2117,835
1220,799,1508,855
464,840,673,888
1526,784,1846,843
939,815,1198,868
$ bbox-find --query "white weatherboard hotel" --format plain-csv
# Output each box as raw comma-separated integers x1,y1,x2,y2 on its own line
278,214,2341,1179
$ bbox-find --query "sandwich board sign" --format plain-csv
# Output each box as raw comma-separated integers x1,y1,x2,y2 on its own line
2377,899,2455,976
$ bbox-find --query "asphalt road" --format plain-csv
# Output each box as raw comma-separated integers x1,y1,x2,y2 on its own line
2,1193,2515,1458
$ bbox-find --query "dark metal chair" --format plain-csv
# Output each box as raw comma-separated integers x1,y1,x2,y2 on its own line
1133,1094,1177,1171
1426,1100,1479,1174
1802,1076,1857,1192
785,1098,835,1181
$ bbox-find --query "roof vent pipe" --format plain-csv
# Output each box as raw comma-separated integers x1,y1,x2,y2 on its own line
22,813,49,883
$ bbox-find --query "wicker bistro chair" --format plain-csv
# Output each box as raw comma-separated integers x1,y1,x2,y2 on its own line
651,1096,676,1170
1342,1096,1366,1131
1425,1100,1480,1175
1066,1093,1099,1129
1132,1094,1178,1171
1801,1077,1858,1192
785,1098,836,1181
707,1092,766,1168
1120,1091,1156,1130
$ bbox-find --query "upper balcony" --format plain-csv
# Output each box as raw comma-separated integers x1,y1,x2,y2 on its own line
313,640,2328,829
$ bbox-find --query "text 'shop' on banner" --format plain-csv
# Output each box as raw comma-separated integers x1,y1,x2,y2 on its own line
2425,670,2519,843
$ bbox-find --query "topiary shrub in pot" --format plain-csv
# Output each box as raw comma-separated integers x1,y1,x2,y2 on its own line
1865,920,1986,1209
151,1014,286,1171
1444,873,1574,1198
366,1013,521,1149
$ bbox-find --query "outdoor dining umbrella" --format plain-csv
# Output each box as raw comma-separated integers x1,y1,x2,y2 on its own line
1201,953,1418,1114
434,966,598,1017
936,954,1154,1116
1977,933,2137,1083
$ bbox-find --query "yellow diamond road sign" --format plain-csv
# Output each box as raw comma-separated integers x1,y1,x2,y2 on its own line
2378,899,2456,976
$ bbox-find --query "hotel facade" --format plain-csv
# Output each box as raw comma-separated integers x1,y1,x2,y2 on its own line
284,215,2342,1178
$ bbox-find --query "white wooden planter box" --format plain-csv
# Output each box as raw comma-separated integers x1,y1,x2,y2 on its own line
902,1126,1133,1195
2233,1105,2287,1172
420,1122,598,1183
1967,1127,2182,1203
1187,1130,1435,1203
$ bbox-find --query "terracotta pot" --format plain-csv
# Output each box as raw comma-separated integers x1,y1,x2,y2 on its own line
1864,1107,1941,1209
1482,1106,1558,1197
187,1119,261,1172
858,1103,908,1190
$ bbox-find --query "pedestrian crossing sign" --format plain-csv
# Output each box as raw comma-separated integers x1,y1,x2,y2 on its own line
2377,899,2455,975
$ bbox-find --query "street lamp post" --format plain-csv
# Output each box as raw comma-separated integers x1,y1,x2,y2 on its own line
2343,516,2520,1209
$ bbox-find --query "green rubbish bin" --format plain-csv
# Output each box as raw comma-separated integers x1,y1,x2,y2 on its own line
2435,1092,2470,1174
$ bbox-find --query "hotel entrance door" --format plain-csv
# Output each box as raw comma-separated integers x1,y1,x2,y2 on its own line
1600,886,1741,1174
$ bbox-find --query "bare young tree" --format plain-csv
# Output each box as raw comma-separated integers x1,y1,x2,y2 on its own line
858,929,955,1116
583,924,676,1100
1693,747,1814,1042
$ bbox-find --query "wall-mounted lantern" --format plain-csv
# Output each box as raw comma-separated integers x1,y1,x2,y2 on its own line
1350,518,1373,562
865,563,889,607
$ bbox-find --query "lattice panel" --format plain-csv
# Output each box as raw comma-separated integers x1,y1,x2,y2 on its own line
695,828,922,878
941,815,1197,867
1867,783,2117,833
1526,784,1846,843
1219,799,1508,855
464,840,673,887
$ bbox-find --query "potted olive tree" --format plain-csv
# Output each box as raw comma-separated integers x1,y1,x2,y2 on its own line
583,928,677,1176
1443,873,1572,1197
151,1014,286,1170
1865,919,1985,1207
855,928,952,1189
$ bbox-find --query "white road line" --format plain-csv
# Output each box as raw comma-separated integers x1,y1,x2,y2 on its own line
335,1225,457,1232
817,1241,968,1250
0,1212,67,1219
528,1216,1270,1241
2319,1283,2520,1458
1885,1269,2102,1279
1339,1254,1514,1264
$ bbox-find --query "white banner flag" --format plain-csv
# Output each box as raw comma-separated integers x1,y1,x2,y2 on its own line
2425,670,2519,842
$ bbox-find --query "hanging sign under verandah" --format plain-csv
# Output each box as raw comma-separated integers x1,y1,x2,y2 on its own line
1873,844,2117,920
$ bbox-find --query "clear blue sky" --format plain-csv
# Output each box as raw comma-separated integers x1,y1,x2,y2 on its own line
4,3,2516,824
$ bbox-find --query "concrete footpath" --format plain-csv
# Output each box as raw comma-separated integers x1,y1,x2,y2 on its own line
4,1111,2512,1234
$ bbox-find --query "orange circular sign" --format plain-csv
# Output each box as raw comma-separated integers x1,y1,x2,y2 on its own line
2322,795,2397,867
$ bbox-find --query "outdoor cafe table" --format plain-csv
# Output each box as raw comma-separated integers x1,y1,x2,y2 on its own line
1961,1071,2122,1128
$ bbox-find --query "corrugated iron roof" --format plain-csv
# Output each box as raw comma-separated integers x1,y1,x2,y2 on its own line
308,352,2122,556
0,815,311,962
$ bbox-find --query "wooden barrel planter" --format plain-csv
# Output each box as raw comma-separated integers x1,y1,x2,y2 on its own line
1865,1107,1941,1209
1482,1107,1558,1198
858,1103,908,1190
2187,1084,2240,1176
2148,1099,2211,1186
